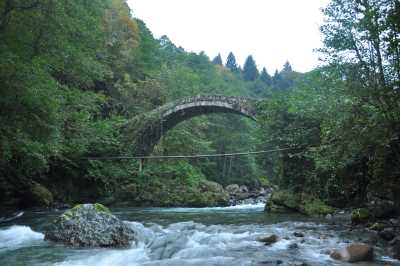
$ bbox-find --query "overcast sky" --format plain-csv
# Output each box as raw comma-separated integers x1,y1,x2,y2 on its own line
127,0,330,74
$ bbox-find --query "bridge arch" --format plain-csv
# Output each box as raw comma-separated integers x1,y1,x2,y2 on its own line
128,95,258,156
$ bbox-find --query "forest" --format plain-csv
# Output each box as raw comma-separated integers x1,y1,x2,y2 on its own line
0,0,399,211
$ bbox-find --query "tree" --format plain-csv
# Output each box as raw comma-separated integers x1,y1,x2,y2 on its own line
225,52,239,72
260,67,272,86
212,53,223,65
283,61,293,72
272,69,281,85
321,0,399,107
243,55,259,81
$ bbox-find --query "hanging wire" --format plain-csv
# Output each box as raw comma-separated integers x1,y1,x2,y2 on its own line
87,147,298,160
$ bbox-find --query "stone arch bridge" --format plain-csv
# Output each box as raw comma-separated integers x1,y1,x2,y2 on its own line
127,95,259,156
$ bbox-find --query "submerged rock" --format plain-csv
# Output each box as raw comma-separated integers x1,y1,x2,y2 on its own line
45,203,136,247
379,228,395,241
293,232,304,237
257,234,278,245
391,238,400,259
288,242,299,249
330,243,374,263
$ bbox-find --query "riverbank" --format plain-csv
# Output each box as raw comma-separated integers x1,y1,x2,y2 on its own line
263,189,400,262
1,204,399,265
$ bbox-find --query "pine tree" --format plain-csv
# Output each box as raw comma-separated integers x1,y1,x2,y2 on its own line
212,54,223,65
283,60,293,72
272,69,281,86
260,67,272,85
225,52,238,72
243,55,259,81
273,68,292,90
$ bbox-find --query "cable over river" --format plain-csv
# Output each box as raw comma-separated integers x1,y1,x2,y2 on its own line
0,204,399,266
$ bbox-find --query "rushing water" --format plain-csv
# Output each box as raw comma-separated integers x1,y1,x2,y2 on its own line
0,203,399,266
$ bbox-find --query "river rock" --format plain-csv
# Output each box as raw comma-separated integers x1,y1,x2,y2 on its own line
264,190,299,212
239,185,249,193
379,228,395,241
367,197,396,219
293,232,304,237
257,234,278,245
45,203,136,247
351,208,370,224
225,184,240,194
330,243,374,263
391,238,400,259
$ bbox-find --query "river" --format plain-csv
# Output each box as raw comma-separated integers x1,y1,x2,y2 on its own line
0,203,399,266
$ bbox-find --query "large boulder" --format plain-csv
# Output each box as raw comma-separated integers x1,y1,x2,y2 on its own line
45,203,135,247
264,190,299,212
264,190,333,216
188,180,230,207
330,243,374,263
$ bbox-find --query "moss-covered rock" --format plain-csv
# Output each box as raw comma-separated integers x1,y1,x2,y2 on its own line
187,180,230,207
351,208,370,224
45,203,135,247
369,222,385,231
264,190,300,212
302,198,335,216
265,190,334,216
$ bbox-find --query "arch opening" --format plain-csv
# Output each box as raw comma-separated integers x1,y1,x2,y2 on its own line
129,96,258,156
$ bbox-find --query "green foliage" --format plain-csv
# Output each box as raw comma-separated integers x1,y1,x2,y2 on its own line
29,182,54,207
256,0,400,208
258,176,271,187
2,0,398,209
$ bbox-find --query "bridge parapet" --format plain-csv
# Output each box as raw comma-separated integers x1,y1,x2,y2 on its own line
163,95,258,119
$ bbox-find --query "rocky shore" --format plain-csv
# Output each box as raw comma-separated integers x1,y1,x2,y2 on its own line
107,180,271,208
264,189,400,262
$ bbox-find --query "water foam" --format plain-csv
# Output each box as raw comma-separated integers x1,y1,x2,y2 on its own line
153,202,265,213
0,225,44,251
55,244,150,266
